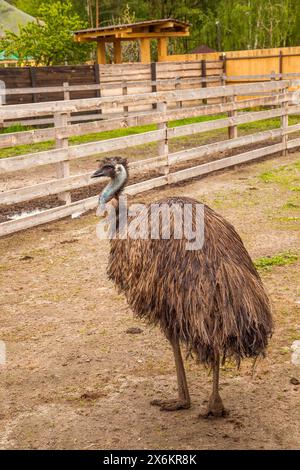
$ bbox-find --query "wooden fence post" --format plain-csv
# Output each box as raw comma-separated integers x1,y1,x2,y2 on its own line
63,81,70,101
175,77,182,108
151,62,157,109
63,82,71,123
29,67,38,103
221,53,227,103
201,60,207,104
279,51,283,79
157,101,169,175
228,94,238,139
281,85,289,156
54,112,71,204
122,81,129,116
94,64,102,116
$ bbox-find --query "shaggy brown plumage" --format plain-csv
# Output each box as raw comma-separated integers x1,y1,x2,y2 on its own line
92,157,273,417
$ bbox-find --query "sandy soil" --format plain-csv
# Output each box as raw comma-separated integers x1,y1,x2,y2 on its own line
0,152,299,449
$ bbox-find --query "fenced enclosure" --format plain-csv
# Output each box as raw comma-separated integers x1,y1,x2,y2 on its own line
1,79,300,237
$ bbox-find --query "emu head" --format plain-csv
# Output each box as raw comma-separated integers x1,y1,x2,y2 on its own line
91,157,129,211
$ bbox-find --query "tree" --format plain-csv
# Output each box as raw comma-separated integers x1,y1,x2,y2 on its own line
5,0,300,55
106,4,140,62
198,0,299,51
2,1,93,65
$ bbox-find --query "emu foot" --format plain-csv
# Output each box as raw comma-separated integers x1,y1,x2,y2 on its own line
150,398,190,411
199,394,228,419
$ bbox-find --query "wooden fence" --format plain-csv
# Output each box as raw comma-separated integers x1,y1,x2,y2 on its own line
1,79,300,237
164,45,300,79
0,61,223,106
1,72,300,128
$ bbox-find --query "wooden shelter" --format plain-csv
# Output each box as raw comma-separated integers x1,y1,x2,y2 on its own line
73,19,190,64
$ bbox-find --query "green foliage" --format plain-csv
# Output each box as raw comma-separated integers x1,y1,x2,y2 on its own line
2,1,93,65
254,252,298,270
106,4,140,63
7,0,300,54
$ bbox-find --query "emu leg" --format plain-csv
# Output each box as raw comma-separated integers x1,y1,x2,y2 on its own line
151,335,191,411
200,353,227,418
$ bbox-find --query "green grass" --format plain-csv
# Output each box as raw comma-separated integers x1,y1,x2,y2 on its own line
259,161,300,191
238,115,300,131
282,201,299,209
254,252,299,271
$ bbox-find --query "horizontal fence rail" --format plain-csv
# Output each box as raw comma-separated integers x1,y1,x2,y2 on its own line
0,79,300,237
0,81,288,120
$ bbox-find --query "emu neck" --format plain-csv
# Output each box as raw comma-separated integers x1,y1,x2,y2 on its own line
99,166,127,209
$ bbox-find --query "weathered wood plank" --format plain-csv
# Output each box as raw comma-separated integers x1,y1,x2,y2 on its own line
287,137,300,149
0,141,284,237
167,142,284,185
0,106,285,175
0,129,165,173
0,81,289,120
285,123,300,134
0,94,284,148
0,128,282,205
0,196,98,237
169,107,284,138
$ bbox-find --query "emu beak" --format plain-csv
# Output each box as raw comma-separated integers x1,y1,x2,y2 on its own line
91,168,104,178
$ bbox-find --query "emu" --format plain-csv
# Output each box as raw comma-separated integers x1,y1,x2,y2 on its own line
92,156,273,417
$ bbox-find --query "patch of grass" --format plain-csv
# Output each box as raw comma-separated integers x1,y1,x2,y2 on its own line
0,140,53,159
259,161,300,191
239,117,281,131
0,124,33,134
282,201,299,209
254,251,298,271
275,216,300,222
169,113,226,128
238,115,300,131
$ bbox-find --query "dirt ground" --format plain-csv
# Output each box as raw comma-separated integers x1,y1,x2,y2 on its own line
0,152,299,450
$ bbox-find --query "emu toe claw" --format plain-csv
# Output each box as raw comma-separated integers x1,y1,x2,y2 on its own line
199,407,228,419
150,398,190,411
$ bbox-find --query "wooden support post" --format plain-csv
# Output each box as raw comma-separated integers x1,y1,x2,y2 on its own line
94,64,101,98
221,54,226,83
0,81,4,128
151,62,157,109
228,95,238,139
113,40,122,64
157,38,168,62
279,51,283,79
54,112,71,205
97,40,106,65
94,64,102,115
63,82,71,123
281,86,289,156
175,78,182,108
157,101,169,175
63,82,70,101
29,67,38,103
140,38,151,63
201,60,207,104
122,81,128,116
221,54,226,102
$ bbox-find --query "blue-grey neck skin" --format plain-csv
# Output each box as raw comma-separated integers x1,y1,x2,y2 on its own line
98,164,127,211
